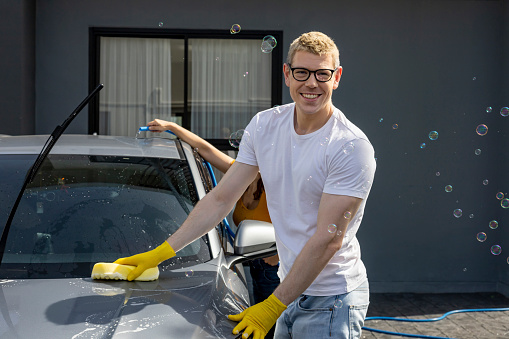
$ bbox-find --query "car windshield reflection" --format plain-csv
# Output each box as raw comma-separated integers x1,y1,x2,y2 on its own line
0,154,211,279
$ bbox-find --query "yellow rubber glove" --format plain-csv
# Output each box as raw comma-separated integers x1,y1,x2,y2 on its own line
228,294,287,339
114,241,175,281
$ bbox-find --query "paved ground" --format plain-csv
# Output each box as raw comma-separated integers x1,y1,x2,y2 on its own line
362,293,509,339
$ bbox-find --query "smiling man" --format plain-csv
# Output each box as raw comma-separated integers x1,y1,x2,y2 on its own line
115,31,376,339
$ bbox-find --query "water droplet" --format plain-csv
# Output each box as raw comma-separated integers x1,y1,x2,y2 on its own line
501,198,509,209
428,131,439,141
496,192,504,200
475,149,481,155
230,24,241,34
486,107,492,113
420,143,426,149
491,245,502,256
327,224,337,233
489,220,499,229
476,232,487,242
445,185,453,193
392,124,399,130
476,124,488,136
453,209,463,218
343,211,352,219
500,107,509,117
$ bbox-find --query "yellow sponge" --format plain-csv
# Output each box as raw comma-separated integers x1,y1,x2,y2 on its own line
91,262,159,281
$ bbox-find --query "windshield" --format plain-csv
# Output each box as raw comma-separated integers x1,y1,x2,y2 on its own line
0,154,210,279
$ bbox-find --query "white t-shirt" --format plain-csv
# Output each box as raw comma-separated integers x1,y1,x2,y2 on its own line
236,103,376,296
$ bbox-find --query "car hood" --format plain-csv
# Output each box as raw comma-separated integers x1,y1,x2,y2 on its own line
0,259,249,338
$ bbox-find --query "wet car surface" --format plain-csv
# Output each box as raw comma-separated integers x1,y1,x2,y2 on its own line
0,135,274,338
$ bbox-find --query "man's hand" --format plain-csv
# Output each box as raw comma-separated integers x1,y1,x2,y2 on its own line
114,241,175,281
228,294,287,339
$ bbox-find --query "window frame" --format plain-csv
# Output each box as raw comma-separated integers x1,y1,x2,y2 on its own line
88,27,283,150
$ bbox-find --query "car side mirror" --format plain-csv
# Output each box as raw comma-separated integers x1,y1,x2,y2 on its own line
225,220,277,268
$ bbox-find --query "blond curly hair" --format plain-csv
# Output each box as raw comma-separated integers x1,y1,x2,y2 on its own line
287,31,340,69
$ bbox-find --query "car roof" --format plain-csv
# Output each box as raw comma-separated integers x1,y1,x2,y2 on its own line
0,134,183,159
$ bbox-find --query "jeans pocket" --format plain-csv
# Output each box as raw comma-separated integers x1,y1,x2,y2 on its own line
297,295,335,312
348,303,369,339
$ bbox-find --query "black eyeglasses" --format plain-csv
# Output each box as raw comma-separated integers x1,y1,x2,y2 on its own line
288,64,337,82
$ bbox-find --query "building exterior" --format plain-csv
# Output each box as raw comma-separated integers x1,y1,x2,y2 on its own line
1,0,508,296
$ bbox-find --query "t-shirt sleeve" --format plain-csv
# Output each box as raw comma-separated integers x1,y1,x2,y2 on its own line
323,138,376,199
235,116,258,167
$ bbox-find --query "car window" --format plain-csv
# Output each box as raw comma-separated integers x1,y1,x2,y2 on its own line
0,154,211,279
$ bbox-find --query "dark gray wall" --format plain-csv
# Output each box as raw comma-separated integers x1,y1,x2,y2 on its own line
1,0,508,295
0,0,35,135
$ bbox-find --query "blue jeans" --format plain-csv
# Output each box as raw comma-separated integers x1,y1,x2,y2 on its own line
249,258,280,339
274,280,369,339
249,258,280,304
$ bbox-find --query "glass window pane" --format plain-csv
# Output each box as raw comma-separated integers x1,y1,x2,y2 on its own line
99,37,184,137
189,39,272,139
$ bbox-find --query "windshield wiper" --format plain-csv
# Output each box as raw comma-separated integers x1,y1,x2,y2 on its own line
0,84,104,263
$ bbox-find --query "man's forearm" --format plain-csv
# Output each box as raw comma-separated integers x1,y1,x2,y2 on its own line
273,234,342,305
166,190,235,252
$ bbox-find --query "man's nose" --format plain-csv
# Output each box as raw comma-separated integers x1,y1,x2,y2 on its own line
304,73,318,87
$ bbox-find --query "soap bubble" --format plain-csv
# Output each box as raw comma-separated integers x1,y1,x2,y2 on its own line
263,35,277,48
500,107,509,117
230,24,241,34
491,245,502,256
476,232,487,242
342,142,355,155
496,192,504,200
344,211,352,219
445,185,453,193
476,124,488,136
501,198,509,209
436,172,441,176
453,209,463,218
475,149,481,155
158,22,164,27
420,143,426,149
320,136,330,146
486,107,492,113
261,35,277,53
392,124,398,130
489,220,499,229
327,224,337,233
473,77,477,80
334,300,343,309
469,214,474,219
379,118,384,122
229,129,245,148
185,270,194,277
483,179,489,186
428,131,439,140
